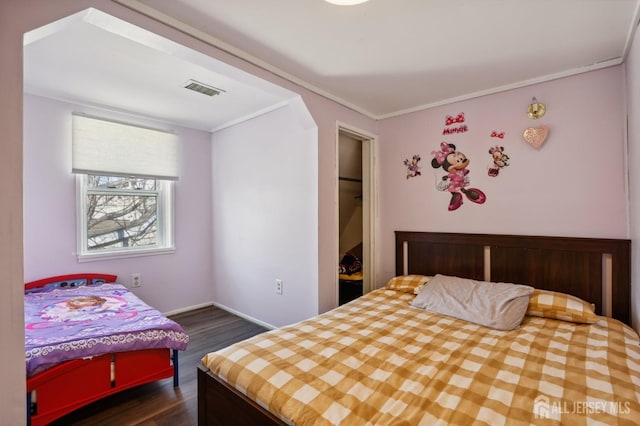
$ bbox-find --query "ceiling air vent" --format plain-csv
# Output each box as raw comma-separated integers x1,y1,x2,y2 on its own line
183,79,225,97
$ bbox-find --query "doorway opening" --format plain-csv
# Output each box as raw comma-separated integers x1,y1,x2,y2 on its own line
337,125,376,305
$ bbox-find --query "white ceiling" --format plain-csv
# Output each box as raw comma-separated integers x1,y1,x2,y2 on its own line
131,0,640,117
23,9,297,132
23,0,640,131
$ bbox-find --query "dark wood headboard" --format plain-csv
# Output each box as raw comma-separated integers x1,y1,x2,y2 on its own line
395,231,631,325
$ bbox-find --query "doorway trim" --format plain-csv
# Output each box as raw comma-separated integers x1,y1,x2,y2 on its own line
335,121,377,305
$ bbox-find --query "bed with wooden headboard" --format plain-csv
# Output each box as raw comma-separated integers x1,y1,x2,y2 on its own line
394,231,631,324
197,231,636,425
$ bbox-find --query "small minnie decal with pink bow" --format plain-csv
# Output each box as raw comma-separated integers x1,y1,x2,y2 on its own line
403,155,422,179
487,131,509,177
488,146,510,177
431,142,486,211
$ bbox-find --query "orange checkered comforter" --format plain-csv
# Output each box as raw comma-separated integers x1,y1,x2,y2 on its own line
201,289,640,425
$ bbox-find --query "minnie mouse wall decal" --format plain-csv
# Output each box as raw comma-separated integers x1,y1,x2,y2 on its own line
488,145,510,177
403,155,422,179
431,142,486,211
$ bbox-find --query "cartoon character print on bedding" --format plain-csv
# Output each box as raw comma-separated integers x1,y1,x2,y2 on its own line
431,142,486,211
39,294,133,322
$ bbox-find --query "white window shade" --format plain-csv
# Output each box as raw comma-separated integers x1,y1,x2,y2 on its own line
72,114,179,180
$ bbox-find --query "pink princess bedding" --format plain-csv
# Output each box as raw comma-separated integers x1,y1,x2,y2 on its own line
25,283,189,377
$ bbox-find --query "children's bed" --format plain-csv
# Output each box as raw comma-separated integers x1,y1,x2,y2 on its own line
25,273,189,426
197,231,639,425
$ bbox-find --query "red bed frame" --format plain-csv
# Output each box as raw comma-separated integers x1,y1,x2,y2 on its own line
26,273,179,426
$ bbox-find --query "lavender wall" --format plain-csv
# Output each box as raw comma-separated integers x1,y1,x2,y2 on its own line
23,94,214,314
15,0,379,333
211,102,318,327
0,0,29,421
3,1,638,423
377,67,629,286
298,96,380,314
625,26,640,332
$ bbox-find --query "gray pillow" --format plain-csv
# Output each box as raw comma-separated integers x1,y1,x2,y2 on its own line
411,274,534,330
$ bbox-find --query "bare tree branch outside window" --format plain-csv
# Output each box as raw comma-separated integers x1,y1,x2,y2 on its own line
86,175,158,251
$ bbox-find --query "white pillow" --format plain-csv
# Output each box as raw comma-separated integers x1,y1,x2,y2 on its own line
411,274,534,330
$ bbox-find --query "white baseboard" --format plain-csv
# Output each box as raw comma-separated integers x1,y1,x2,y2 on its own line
164,301,277,330
163,301,214,317
210,301,277,330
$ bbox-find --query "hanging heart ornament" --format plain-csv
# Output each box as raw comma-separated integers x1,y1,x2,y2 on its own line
523,125,549,149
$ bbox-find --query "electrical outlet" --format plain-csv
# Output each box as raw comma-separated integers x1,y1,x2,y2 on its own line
131,273,142,288
275,279,283,295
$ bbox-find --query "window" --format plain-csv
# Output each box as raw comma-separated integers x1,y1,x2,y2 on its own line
77,175,174,260
72,114,178,261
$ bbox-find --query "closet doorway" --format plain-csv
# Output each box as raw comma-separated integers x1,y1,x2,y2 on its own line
337,125,376,305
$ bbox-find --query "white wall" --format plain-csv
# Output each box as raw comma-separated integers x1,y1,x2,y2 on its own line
23,94,214,313
377,67,629,291
625,25,640,332
211,102,318,327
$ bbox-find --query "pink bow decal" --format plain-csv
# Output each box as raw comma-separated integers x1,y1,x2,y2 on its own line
445,113,465,126
431,142,453,165
491,131,505,139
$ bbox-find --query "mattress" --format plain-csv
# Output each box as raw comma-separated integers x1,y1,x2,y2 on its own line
202,288,640,425
25,283,189,377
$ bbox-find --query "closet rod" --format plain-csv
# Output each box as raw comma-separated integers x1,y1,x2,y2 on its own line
339,176,362,183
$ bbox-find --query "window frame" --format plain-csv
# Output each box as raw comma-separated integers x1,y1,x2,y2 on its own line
76,174,175,262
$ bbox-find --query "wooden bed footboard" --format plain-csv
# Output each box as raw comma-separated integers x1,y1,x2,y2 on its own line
197,364,285,426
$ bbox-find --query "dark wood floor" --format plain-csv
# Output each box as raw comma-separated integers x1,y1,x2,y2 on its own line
50,306,268,426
